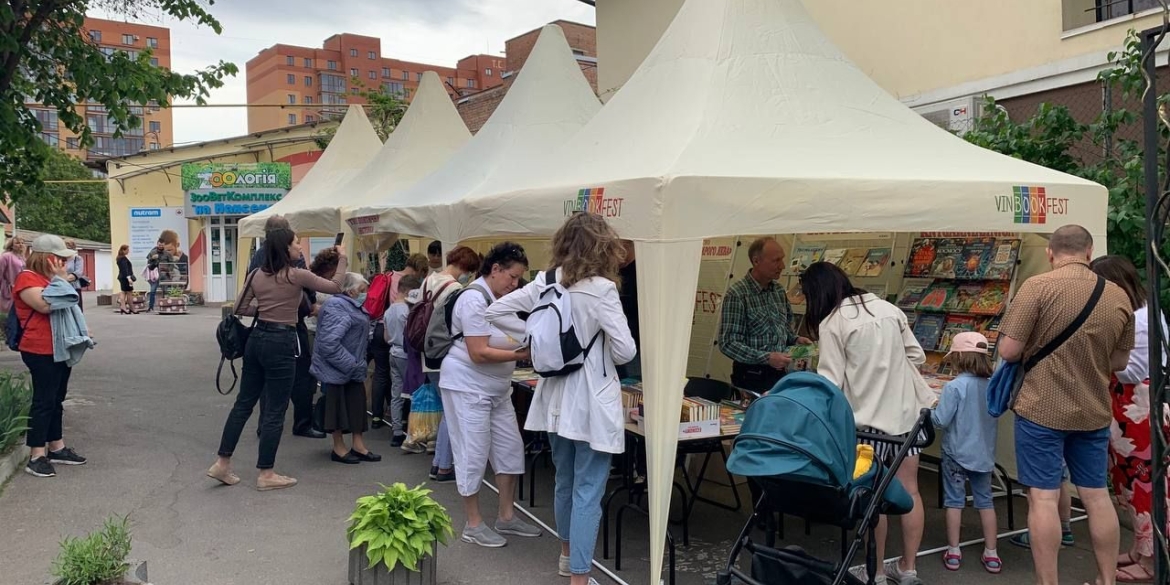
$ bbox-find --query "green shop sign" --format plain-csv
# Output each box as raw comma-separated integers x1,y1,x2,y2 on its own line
181,163,292,217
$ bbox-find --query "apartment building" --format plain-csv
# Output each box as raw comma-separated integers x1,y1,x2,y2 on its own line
33,17,174,161
246,33,505,133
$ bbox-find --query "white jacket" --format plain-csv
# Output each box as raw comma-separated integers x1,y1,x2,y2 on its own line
485,269,637,454
817,293,934,435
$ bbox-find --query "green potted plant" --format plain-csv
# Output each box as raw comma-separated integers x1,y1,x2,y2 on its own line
347,483,453,585
0,371,32,485
52,515,148,585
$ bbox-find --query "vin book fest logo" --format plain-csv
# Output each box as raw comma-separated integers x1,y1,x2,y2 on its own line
564,187,624,218
994,185,1069,225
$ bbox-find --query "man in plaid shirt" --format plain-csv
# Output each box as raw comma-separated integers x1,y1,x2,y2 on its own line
719,237,809,393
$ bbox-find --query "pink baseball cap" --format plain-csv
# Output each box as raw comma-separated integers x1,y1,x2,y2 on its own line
946,331,989,356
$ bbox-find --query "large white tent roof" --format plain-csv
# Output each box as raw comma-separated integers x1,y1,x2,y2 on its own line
238,105,381,238
343,24,601,243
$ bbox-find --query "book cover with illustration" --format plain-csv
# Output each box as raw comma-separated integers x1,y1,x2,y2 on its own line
822,248,848,267
976,316,1002,352
789,343,819,372
970,281,1010,315
916,281,956,312
956,237,996,280
984,238,1022,281
896,278,935,310
913,313,947,351
938,315,979,353
930,238,967,279
905,238,938,277
787,281,806,306
785,243,826,275
838,248,869,276
946,282,984,313
859,248,892,277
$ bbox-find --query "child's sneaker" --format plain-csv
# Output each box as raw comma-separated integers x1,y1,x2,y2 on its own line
1009,530,1074,549
981,549,1002,574
943,548,962,571
1062,529,1075,547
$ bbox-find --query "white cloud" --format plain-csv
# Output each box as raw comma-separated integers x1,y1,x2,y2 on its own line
92,0,595,144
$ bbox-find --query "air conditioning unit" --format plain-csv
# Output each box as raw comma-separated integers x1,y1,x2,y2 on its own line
133,35,140,41
913,96,982,135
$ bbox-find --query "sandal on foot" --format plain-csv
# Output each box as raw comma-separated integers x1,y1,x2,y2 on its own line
981,553,1002,574
1117,564,1155,583
206,464,240,486
943,550,961,571
1118,552,1142,568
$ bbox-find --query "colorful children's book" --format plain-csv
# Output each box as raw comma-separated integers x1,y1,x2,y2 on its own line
895,278,935,310
858,248,892,277
930,238,967,279
976,316,1003,352
938,315,979,353
912,313,947,351
838,248,869,276
916,281,956,312
984,238,1022,281
786,243,826,275
789,343,819,373
822,248,848,268
946,282,985,313
970,281,1010,315
905,238,938,277
786,281,806,306
956,237,996,280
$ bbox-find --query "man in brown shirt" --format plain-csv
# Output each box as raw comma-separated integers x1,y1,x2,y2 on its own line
998,224,1134,585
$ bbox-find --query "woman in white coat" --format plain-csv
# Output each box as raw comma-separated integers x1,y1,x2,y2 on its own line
486,213,636,585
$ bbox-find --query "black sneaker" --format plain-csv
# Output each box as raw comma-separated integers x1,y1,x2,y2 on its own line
391,435,405,448
371,418,384,430
429,466,438,480
26,457,56,478
48,447,86,466
434,470,456,483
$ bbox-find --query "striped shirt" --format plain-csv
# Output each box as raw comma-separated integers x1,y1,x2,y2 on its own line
718,275,796,365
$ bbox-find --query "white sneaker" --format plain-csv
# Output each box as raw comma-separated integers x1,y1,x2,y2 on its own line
559,554,571,577
848,565,886,584
883,560,922,585
460,523,506,548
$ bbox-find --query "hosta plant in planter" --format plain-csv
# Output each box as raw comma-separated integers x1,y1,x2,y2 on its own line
347,483,453,585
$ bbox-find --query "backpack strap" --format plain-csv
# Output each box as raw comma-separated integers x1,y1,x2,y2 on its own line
426,279,456,302
450,283,494,341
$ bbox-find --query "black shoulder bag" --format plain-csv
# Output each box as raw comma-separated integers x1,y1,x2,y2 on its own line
215,270,259,395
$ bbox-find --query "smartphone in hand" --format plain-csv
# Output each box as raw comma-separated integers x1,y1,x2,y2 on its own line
334,232,345,246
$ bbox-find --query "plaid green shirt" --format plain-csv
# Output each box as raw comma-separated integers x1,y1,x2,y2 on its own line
718,275,796,365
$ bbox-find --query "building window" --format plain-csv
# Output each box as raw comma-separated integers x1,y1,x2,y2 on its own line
485,68,492,76
368,70,376,80
350,67,358,77
146,37,158,49
446,77,454,86
89,30,101,42
148,99,160,111
402,70,409,81
288,113,297,125
416,72,423,82
304,57,313,68
382,67,390,78
320,73,346,94
67,137,78,149
150,57,159,67
150,142,160,150
304,75,312,86
39,133,59,147
32,109,58,132
304,95,313,104
287,94,296,104
286,56,294,66
466,79,476,89
149,120,161,133
350,48,358,57
368,50,376,59
327,60,337,70
350,87,359,94
306,114,316,123
1061,0,1159,29
287,73,295,84
122,33,135,45
383,81,404,95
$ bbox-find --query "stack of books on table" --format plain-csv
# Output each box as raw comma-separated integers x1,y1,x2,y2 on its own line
719,401,746,435
682,397,720,423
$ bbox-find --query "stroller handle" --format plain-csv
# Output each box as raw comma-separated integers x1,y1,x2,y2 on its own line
855,408,936,450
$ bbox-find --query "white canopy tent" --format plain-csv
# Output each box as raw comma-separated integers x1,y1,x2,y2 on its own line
369,1,1108,583
342,24,602,248
239,104,381,238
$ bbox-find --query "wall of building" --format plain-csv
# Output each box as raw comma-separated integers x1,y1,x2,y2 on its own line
506,20,598,92
594,0,1167,106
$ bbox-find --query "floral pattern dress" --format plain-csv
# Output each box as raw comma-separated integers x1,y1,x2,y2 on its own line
1108,377,1169,557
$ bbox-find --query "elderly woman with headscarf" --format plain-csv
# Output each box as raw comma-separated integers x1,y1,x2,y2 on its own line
310,272,381,465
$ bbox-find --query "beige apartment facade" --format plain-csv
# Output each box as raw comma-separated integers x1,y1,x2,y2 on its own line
589,0,1167,118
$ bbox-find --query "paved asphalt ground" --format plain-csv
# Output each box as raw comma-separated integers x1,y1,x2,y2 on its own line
0,294,1122,584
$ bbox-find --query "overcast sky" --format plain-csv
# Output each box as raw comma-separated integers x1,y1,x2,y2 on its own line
91,0,595,145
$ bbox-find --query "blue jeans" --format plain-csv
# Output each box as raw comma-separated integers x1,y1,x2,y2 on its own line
941,454,994,510
147,280,159,311
1015,415,1109,490
217,324,298,469
549,433,612,575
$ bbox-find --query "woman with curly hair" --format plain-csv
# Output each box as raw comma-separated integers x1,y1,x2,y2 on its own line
486,213,636,584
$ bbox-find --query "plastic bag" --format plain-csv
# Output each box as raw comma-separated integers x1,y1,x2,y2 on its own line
403,383,441,450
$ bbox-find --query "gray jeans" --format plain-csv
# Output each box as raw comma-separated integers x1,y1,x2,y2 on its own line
389,354,407,436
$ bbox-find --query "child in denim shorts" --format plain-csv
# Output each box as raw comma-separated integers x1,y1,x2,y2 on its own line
931,332,1001,573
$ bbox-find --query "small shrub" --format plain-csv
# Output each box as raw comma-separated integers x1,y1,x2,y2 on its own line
52,515,132,585
0,371,32,456
348,483,453,572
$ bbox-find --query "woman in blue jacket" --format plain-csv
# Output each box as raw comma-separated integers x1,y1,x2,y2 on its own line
310,272,380,465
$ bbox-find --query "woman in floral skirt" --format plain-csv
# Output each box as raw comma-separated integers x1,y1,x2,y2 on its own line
1091,255,1166,583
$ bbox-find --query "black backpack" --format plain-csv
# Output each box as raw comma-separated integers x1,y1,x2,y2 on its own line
216,270,258,395
5,306,34,352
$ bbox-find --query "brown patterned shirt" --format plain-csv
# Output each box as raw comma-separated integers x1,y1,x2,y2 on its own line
999,258,1135,431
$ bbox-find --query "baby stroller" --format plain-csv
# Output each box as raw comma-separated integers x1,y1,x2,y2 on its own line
715,372,934,585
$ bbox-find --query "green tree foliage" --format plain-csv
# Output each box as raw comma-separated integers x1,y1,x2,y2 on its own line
963,30,1160,293
15,147,110,242
0,1,237,203
315,79,407,148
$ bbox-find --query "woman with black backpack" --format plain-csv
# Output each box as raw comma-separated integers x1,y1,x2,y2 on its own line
207,228,347,491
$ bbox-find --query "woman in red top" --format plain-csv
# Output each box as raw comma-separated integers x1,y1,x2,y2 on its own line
16,235,87,478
